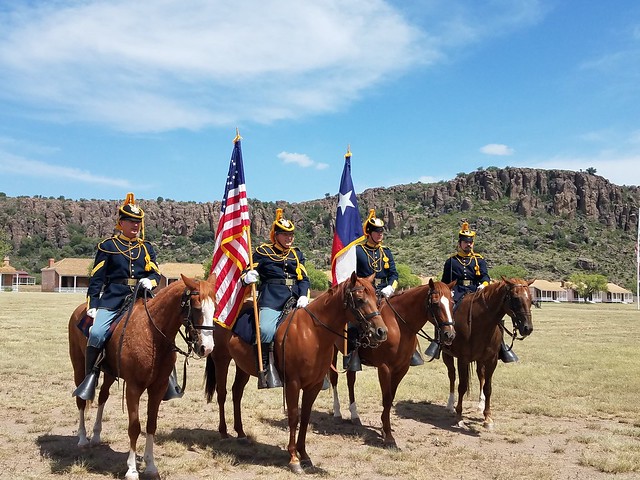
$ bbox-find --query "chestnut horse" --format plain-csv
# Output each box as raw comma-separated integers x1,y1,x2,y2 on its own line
442,277,534,429
204,272,388,474
328,279,457,447
68,274,216,480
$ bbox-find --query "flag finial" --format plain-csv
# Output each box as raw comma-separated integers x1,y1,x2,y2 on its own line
233,128,242,144
345,145,352,158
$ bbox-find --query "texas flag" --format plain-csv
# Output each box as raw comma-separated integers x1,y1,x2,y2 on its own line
331,149,365,286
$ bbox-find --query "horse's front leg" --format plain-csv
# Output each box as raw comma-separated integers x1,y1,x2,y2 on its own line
456,358,469,420
76,400,89,448
285,381,303,474
140,382,166,480
442,353,456,413
297,382,323,470
231,367,251,439
346,370,361,425
91,374,115,446
481,359,498,430
215,358,230,438
125,386,144,480
476,363,486,413
376,364,396,447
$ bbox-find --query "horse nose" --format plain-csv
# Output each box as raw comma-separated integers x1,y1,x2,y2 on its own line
199,338,215,357
444,330,456,344
376,326,388,342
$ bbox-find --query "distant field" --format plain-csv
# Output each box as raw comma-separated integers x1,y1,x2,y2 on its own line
1,292,639,480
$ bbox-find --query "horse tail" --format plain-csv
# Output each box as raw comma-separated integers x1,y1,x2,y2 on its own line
204,354,216,403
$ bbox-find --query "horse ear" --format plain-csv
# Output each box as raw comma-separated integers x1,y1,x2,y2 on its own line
527,278,535,286
181,274,198,290
365,273,375,285
350,271,358,285
428,278,435,288
447,280,456,290
207,272,217,284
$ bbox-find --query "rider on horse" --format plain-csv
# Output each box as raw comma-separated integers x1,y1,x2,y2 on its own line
73,193,166,401
241,208,311,389
343,209,411,370
441,221,518,363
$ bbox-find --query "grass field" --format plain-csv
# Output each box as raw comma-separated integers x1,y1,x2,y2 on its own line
1,292,639,479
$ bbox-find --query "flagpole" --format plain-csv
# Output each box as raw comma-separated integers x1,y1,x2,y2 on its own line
637,207,639,310
343,146,352,359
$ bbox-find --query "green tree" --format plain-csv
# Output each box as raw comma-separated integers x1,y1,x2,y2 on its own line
306,263,331,291
490,264,528,280
397,263,421,290
0,230,11,259
566,273,608,302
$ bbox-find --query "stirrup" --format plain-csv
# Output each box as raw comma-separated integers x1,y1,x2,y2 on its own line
73,371,99,401
163,368,184,401
424,341,441,360
499,344,519,363
343,351,362,372
410,348,424,366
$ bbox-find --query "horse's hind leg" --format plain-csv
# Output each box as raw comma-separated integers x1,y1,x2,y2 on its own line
476,363,486,413
297,383,323,470
455,359,469,420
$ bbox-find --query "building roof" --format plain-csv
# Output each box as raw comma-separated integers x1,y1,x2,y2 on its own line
0,265,17,274
530,279,566,292
159,262,205,279
41,258,93,276
606,283,632,294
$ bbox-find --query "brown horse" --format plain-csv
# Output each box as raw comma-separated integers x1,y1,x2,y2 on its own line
204,272,388,474
68,274,216,480
328,279,457,447
442,277,534,429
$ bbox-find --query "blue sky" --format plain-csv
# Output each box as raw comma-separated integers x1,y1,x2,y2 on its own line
0,1,639,204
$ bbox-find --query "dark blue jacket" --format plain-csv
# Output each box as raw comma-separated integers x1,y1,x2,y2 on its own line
253,243,310,310
356,242,398,292
442,252,490,303
87,234,161,311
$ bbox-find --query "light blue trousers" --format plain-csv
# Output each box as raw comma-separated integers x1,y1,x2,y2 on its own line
258,307,280,344
87,308,119,349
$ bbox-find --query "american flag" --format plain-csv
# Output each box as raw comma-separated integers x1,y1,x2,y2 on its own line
331,149,365,286
210,135,251,328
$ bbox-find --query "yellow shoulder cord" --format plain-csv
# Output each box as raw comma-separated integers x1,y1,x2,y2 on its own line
473,255,481,276
381,246,390,269
140,241,153,272
291,249,303,280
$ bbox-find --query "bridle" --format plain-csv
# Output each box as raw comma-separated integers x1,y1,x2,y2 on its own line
500,282,532,345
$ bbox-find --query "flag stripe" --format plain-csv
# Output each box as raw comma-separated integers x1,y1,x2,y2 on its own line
211,140,251,328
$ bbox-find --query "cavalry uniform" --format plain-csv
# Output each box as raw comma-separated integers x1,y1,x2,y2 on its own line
87,234,160,313
356,242,398,293
441,250,489,304
253,242,310,312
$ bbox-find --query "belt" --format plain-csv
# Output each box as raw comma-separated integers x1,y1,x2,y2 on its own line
265,278,295,286
461,280,472,286
111,278,138,286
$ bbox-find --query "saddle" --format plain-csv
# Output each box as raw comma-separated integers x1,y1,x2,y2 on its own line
76,294,136,339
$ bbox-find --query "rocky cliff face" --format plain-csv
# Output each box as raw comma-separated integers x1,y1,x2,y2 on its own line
2,167,639,288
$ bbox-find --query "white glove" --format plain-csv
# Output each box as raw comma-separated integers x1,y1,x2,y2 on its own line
477,283,486,291
381,285,395,298
296,295,309,308
139,278,153,290
86,308,97,319
243,269,259,285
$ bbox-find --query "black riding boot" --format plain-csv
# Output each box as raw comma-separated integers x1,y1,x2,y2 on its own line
499,341,519,363
163,366,184,401
257,343,282,389
73,345,102,401
342,326,362,372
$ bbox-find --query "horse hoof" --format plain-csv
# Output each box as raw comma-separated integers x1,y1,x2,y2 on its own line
289,462,304,474
383,439,398,450
351,418,362,427
300,458,313,469
124,472,139,480
483,421,494,431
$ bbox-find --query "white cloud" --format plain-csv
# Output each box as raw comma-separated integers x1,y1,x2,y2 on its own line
0,0,426,133
277,151,328,170
0,151,131,187
480,144,515,156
